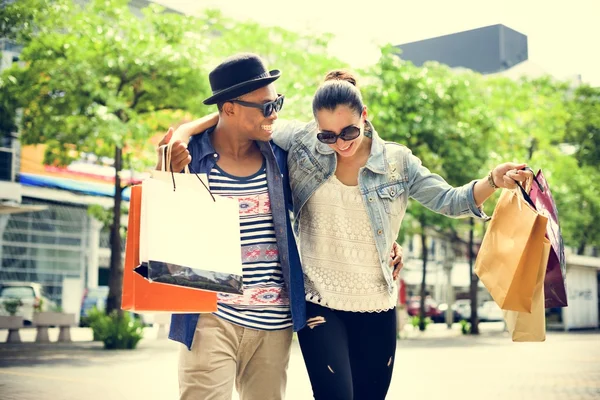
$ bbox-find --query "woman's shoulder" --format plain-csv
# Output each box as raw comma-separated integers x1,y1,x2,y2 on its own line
383,140,413,162
272,119,317,150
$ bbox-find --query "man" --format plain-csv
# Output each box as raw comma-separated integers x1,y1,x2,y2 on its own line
158,53,403,400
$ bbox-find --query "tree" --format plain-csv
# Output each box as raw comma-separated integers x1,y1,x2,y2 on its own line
565,84,600,168
1,0,211,315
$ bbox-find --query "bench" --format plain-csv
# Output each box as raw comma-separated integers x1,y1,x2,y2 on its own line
0,315,24,343
33,312,77,343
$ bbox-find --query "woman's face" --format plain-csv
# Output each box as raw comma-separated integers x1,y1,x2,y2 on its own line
315,105,367,159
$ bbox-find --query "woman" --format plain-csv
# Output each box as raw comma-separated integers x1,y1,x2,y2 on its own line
164,70,530,400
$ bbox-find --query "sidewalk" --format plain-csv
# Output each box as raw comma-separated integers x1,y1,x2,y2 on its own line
1,326,599,400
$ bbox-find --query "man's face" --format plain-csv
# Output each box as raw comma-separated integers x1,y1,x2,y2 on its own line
230,84,279,142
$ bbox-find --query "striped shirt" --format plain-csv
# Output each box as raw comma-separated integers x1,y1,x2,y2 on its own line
210,160,292,330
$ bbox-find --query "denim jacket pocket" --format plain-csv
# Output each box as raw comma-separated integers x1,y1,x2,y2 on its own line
293,146,317,174
376,183,406,215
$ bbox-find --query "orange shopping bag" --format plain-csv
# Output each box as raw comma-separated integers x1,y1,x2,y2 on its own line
121,185,217,312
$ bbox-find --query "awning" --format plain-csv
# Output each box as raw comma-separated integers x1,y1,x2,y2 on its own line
0,203,48,215
19,173,132,201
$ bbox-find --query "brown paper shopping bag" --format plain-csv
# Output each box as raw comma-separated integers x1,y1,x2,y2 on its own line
503,238,551,342
475,186,549,313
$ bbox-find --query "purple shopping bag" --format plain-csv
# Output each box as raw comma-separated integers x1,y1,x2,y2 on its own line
529,169,568,308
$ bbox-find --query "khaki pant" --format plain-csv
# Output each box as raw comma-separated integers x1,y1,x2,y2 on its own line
178,314,293,400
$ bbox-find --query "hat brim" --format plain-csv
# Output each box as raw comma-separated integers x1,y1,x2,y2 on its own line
203,70,281,105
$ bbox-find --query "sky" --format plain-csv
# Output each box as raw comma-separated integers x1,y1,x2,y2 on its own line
156,0,600,86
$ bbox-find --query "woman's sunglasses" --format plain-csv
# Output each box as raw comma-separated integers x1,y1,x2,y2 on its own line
230,94,285,118
316,125,361,144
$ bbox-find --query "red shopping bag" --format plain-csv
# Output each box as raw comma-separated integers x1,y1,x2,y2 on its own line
529,169,568,308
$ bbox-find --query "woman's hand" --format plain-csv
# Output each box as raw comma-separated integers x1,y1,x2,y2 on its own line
390,242,404,280
490,163,532,189
473,163,533,206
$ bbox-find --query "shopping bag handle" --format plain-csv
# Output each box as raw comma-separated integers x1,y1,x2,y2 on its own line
513,167,543,209
162,145,216,202
520,166,544,193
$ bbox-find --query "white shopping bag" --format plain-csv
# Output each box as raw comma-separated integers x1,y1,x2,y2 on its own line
138,146,243,294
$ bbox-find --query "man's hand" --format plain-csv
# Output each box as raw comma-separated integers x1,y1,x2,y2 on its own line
154,127,192,172
390,242,404,280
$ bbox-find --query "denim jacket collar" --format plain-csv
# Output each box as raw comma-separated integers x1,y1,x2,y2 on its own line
193,126,218,163
314,120,387,175
194,126,280,174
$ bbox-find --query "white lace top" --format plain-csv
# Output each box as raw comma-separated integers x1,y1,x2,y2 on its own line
299,174,397,312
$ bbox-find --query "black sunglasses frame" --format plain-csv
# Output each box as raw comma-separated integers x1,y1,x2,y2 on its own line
230,94,285,118
316,125,362,144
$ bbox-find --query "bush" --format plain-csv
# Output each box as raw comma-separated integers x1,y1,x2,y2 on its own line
410,315,432,330
2,299,23,316
460,319,471,335
81,307,104,339
88,309,144,350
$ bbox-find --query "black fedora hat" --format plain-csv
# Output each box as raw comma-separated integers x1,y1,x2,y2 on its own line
203,53,281,105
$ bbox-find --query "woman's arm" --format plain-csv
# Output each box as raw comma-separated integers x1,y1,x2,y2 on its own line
154,113,218,171
406,151,529,219
271,119,312,151
170,113,219,144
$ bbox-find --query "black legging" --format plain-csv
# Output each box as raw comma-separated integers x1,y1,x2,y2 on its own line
297,301,397,400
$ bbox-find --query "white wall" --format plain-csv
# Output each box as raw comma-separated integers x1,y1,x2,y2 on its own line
563,265,599,330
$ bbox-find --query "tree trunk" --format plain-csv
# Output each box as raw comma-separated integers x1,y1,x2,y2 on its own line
577,240,586,255
106,146,123,316
469,218,480,335
419,217,428,332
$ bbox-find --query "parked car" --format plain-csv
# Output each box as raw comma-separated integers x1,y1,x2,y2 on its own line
0,282,56,325
80,286,153,326
477,301,504,322
454,299,473,321
80,286,109,320
436,302,462,323
407,296,443,322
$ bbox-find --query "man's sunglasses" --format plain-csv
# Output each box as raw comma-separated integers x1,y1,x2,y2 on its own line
230,94,285,118
316,125,361,144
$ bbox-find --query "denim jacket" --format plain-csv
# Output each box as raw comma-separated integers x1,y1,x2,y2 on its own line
272,120,487,295
169,127,306,350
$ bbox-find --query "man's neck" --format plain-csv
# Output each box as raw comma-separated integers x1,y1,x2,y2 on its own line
212,120,258,160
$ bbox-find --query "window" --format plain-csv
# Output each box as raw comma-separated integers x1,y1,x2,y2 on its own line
0,286,35,299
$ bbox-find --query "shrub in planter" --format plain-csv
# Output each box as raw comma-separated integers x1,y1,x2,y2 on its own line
460,319,471,335
89,310,144,350
3,299,23,316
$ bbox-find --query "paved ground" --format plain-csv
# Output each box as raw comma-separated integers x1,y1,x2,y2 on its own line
0,324,599,400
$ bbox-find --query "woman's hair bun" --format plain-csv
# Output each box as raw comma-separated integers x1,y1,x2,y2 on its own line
324,69,358,87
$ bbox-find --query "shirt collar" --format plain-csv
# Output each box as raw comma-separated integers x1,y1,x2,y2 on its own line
192,126,276,162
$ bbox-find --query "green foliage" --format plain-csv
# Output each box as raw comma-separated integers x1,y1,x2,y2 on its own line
1,0,211,168
202,10,344,121
88,308,144,350
2,299,23,316
411,315,431,330
460,319,471,335
565,84,600,167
